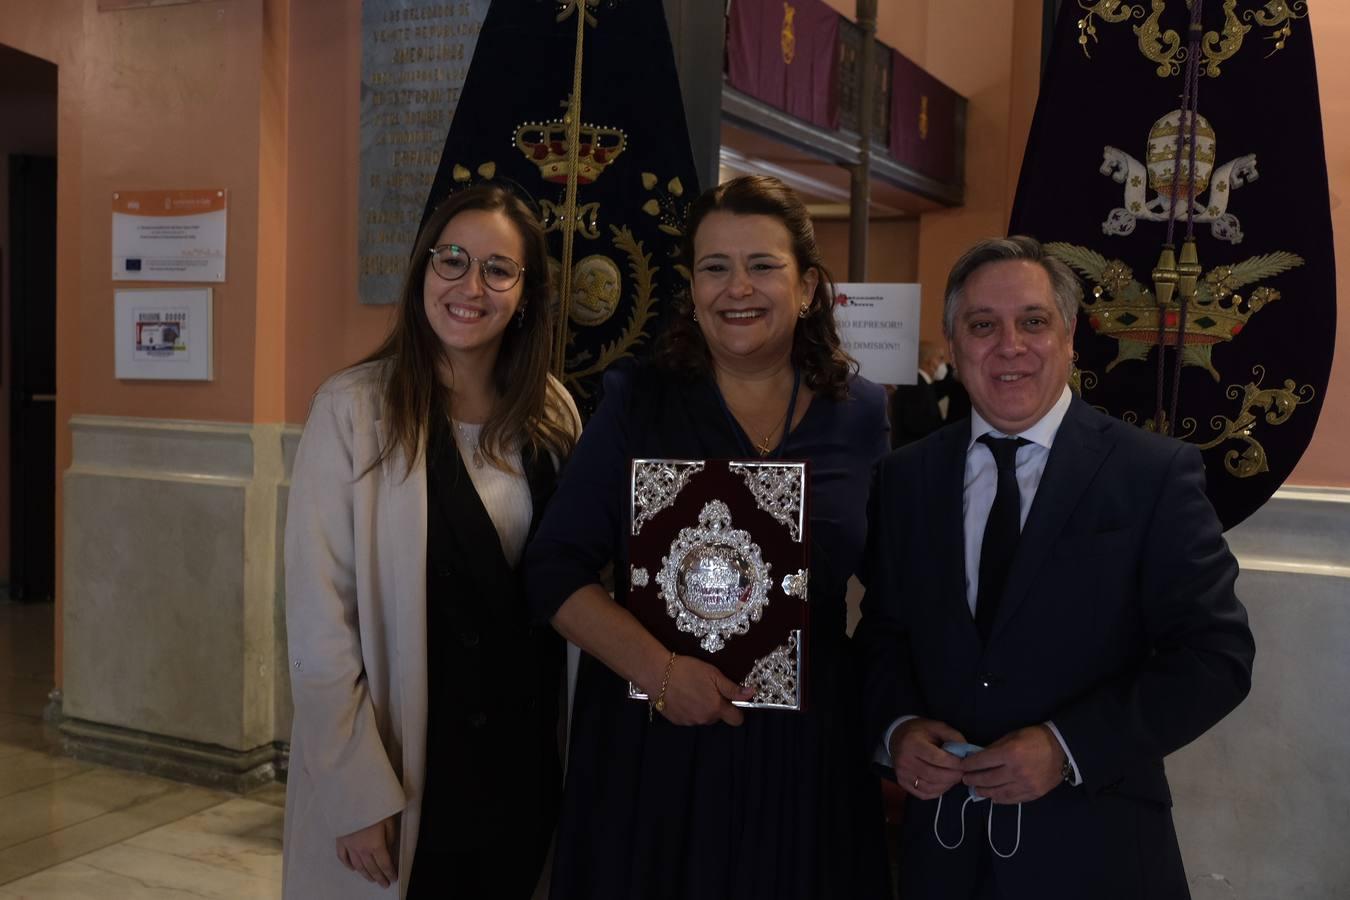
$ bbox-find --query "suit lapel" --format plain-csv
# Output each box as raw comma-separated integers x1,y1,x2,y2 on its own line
991,398,1111,640
929,420,976,635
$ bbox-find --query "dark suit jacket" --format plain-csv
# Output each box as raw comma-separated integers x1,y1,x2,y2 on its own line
889,377,944,450
855,397,1254,900
933,368,971,422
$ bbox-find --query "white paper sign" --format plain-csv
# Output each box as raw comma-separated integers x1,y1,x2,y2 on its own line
112,190,227,282
832,283,921,385
115,289,213,380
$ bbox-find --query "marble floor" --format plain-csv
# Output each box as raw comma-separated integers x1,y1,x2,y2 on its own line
0,600,285,899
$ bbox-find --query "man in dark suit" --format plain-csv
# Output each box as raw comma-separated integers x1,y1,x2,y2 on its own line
889,340,946,449
933,358,971,422
855,236,1254,900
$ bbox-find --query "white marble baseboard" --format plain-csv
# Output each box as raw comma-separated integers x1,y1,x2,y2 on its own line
62,416,300,781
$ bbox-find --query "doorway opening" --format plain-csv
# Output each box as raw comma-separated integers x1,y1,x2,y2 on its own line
1,43,58,606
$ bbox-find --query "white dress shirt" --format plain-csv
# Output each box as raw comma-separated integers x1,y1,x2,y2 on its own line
882,386,1083,785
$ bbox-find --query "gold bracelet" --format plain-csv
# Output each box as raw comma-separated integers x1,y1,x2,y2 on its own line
648,651,678,722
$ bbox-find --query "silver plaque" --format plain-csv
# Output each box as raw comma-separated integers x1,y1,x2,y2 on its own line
656,500,771,653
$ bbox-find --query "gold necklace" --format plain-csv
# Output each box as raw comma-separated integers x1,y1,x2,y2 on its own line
751,426,778,457
718,368,801,459
723,399,785,457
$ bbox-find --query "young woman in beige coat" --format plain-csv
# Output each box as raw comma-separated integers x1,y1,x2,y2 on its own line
282,184,578,899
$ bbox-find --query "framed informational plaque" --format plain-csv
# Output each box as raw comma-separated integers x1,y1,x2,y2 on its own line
626,459,810,711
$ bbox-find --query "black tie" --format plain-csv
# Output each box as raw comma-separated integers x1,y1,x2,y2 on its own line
975,435,1029,642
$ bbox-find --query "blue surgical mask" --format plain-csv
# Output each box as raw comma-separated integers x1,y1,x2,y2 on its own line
933,741,1022,859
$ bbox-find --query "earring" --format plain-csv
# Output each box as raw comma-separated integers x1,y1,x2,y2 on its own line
692,309,699,323
516,305,527,328
798,303,809,319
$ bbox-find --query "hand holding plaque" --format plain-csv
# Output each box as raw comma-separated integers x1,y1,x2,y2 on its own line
627,459,810,711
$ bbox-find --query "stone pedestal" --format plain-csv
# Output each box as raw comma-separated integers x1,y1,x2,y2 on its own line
60,415,301,791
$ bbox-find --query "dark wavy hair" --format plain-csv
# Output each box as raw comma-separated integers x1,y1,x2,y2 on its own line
655,175,855,399
361,183,575,476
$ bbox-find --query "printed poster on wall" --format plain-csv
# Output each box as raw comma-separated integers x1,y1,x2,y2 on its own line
112,190,227,282
832,283,921,385
114,288,213,381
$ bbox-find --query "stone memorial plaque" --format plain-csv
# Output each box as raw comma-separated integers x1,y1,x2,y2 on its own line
359,0,489,304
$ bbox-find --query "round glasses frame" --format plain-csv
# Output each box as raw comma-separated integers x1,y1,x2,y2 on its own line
427,244,525,293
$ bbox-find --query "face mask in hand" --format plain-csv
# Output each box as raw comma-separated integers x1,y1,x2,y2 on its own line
932,741,1021,859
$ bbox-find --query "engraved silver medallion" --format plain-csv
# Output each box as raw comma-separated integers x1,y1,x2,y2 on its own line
656,500,771,653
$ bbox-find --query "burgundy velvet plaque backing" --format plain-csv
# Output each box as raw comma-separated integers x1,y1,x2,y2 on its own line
626,459,810,711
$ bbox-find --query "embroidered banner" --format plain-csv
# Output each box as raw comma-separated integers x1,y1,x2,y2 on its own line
1009,2,1336,529
889,51,961,186
420,0,701,415
726,0,841,130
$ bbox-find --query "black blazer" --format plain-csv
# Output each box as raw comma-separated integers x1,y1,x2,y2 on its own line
855,397,1254,900
417,421,564,863
888,378,944,450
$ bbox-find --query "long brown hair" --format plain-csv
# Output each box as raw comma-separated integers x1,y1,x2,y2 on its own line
655,174,855,399
362,184,575,476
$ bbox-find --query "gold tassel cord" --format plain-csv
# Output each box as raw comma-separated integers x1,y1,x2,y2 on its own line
552,6,589,377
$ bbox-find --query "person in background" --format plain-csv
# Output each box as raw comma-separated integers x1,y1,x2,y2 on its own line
889,339,947,449
282,184,579,899
933,347,972,422
856,235,1254,900
525,175,892,900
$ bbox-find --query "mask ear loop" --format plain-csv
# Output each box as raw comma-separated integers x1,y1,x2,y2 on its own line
934,793,978,850
986,802,1022,859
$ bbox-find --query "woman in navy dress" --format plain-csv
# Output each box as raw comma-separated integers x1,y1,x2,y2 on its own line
525,175,892,900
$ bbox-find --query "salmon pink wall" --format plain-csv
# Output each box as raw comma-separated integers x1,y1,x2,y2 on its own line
75,2,265,423
1290,8,1350,488
280,0,395,420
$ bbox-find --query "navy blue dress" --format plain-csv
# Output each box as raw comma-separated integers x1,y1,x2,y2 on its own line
526,364,892,900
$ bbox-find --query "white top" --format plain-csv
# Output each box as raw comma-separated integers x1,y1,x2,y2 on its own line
452,420,532,567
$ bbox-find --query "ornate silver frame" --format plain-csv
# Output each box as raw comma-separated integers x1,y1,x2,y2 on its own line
628,629,802,709
630,459,704,535
728,461,806,543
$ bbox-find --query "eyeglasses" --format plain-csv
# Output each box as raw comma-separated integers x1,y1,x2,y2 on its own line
427,244,525,292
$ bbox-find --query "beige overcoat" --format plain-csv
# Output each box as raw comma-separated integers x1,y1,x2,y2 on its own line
282,363,428,899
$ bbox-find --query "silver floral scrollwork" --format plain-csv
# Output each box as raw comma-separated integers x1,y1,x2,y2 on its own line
630,566,649,588
743,631,801,709
728,461,805,542
781,569,808,601
631,459,705,535
656,500,772,653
